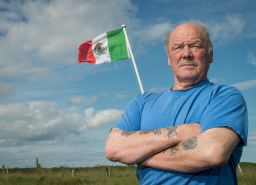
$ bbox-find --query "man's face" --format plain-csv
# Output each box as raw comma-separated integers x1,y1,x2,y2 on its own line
168,23,212,84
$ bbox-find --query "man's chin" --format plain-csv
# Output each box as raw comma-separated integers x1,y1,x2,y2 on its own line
178,74,197,80
176,75,201,83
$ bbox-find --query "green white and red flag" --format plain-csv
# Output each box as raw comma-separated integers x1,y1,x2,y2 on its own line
78,28,129,64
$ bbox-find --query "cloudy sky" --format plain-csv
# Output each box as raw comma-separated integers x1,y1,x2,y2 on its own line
0,0,255,167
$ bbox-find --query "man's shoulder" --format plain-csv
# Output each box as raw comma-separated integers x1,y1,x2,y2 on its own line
207,82,243,98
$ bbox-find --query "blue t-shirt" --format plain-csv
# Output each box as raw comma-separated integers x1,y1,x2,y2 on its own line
116,80,248,185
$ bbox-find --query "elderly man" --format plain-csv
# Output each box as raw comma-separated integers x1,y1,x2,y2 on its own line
105,21,248,185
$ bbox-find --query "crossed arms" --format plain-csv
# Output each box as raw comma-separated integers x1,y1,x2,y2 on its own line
105,124,240,173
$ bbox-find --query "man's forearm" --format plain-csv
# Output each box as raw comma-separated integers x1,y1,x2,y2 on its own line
140,127,240,173
105,124,200,165
140,136,207,172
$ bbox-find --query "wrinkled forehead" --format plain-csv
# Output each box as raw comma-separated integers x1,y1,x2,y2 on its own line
169,24,205,44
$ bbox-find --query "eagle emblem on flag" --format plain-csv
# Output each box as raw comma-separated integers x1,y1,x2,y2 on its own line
93,42,107,56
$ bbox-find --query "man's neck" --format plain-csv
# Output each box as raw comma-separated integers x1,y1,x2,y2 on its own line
172,78,207,90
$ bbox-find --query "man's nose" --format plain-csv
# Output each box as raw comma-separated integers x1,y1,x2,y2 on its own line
182,45,193,60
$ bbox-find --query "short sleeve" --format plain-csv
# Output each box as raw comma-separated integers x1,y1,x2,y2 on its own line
201,86,248,145
115,94,144,131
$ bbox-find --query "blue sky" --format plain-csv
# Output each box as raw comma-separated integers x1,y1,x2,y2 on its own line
0,0,255,168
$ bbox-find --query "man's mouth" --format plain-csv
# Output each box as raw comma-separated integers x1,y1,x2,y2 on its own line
180,64,197,67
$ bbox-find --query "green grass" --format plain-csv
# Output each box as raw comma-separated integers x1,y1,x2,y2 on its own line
237,163,256,185
0,166,138,185
0,162,255,185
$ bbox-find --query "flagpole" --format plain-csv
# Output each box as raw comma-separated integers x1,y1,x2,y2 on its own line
121,25,145,94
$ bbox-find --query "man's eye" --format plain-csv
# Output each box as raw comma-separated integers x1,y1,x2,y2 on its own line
190,43,203,48
191,44,200,48
173,46,183,50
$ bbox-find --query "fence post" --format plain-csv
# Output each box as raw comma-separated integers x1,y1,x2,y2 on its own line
2,165,5,174
72,169,76,177
36,158,41,176
105,166,111,177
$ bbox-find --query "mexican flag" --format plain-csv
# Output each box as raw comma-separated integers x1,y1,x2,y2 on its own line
78,28,129,64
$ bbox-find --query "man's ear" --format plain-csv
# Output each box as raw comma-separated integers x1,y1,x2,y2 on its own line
168,55,172,67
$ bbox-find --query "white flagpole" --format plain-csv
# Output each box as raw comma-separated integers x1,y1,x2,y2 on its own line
121,25,145,94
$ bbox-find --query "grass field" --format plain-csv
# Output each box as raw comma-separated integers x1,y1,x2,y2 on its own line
0,162,255,185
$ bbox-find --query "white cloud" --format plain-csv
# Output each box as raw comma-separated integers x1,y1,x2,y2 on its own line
210,15,245,41
148,86,166,92
0,0,175,82
82,107,123,129
0,0,137,80
136,22,173,44
0,82,16,101
208,77,222,84
115,92,131,100
70,96,98,106
0,101,122,146
248,50,256,66
0,101,80,145
232,79,256,91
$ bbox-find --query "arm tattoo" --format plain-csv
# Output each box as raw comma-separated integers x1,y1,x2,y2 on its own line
161,146,179,156
166,126,178,139
121,130,136,136
153,129,162,136
121,129,162,137
139,130,151,135
139,129,162,136
183,136,198,150
170,146,180,155
169,146,179,155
